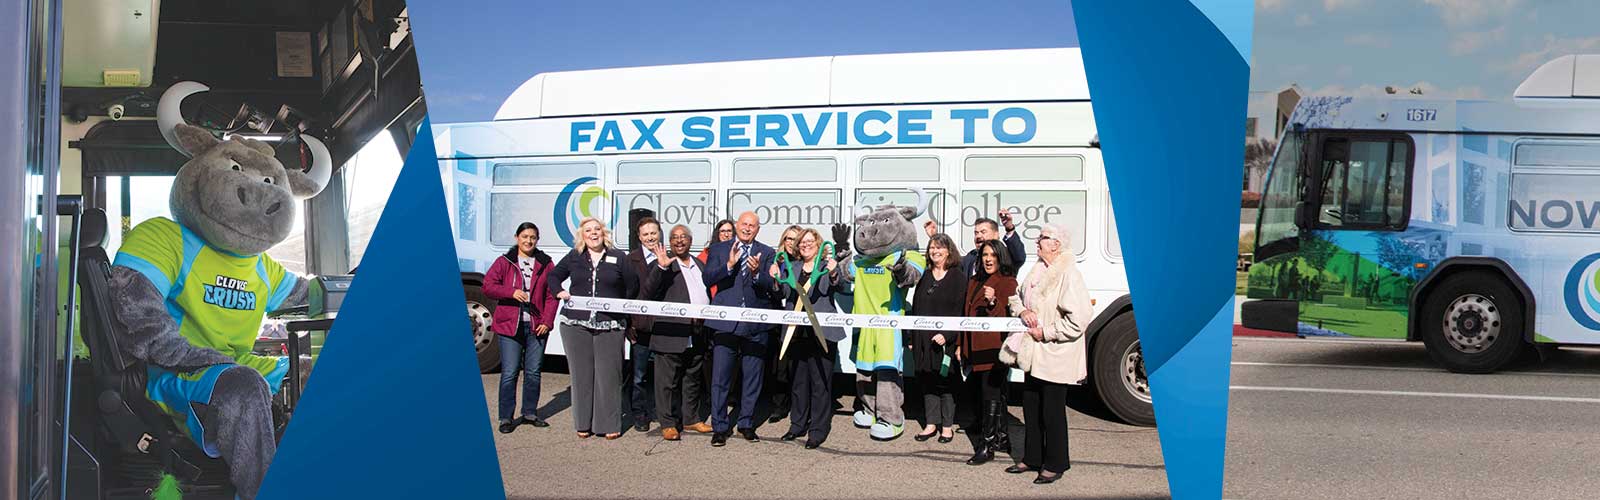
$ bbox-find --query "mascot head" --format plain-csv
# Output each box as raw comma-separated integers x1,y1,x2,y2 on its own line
157,82,332,256
852,188,926,258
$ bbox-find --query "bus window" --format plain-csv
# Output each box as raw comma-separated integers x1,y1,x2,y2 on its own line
489,192,566,249
1315,136,1410,230
1514,142,1600,167
617,159,713,184
726,190,842,248
960,190,1087,256
492,161,596,186
614,190,717,250
857,188,947,250
964,155,1084,182
1106,196,1122,259
861,157,939,182
1256,131,1305,258
732,158,838,183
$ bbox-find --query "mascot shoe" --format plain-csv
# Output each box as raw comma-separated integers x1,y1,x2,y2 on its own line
869,422,904,441
853,410,875,429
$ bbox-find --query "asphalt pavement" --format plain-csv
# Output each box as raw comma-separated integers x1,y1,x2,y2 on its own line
485,371,1167,499
1225,336,1600,499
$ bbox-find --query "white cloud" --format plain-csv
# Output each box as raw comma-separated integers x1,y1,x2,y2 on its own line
1344,33,1391,48
1295,13,1315,27
1421,0,1523,27
1259,0,1286,10
1497,35,1600,75
1450,26,1507,55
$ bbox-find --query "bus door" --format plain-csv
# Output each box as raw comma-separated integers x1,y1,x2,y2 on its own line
1294,132,1415,337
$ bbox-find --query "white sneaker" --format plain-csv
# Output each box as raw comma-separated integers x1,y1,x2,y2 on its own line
853,410,875,428
869,422,904,441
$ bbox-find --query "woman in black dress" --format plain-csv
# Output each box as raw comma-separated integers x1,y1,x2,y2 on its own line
909,233,967,443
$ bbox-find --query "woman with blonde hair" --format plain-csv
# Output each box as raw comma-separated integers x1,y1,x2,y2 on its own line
1001,223,1092,484
547,217,638,440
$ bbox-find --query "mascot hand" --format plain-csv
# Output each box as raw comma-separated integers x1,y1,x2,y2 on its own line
831,223,852,254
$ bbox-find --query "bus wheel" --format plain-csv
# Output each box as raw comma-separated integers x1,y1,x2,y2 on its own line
1420,271,1527,374
1092,313,1155,426
465,282,502,373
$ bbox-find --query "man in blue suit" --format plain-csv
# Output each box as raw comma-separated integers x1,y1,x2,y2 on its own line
701,211,779,446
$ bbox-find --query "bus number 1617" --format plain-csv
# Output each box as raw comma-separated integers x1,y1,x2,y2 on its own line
1406,108,1437,122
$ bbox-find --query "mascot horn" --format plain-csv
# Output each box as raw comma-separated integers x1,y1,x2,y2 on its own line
106,81,325,500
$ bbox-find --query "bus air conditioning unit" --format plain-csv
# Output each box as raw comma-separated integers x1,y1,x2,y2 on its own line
63,0,160,88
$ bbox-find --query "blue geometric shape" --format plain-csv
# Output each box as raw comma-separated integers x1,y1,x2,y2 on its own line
259,117,506,500
1149,299,1234,499
1071,0,1251,498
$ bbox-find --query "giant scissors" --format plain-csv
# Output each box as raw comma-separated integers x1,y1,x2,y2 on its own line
775,240,834,360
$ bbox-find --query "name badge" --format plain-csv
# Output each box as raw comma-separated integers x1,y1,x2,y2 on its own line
604,256,618,264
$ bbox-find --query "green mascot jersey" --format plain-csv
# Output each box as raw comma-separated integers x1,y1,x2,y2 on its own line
113,217,298,377
847,250,925,372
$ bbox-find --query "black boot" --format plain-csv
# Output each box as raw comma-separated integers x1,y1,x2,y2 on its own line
965,401,997,466
988,400,1012,456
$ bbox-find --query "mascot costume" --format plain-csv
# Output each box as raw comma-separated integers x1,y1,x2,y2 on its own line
109,82,331,500
837,190,927,441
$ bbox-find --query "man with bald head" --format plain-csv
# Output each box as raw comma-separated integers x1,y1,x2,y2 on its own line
700,211,779,446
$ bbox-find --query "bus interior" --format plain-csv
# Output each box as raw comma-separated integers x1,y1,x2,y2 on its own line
4,0,424,498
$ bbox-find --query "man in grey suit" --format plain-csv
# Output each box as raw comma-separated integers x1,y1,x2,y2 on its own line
638,225,715,441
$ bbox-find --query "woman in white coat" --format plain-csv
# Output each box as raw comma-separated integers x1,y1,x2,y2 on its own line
1001,222,1093,484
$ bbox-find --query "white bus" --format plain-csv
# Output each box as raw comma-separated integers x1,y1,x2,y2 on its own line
437,48,1153,425
1244,55,1600,374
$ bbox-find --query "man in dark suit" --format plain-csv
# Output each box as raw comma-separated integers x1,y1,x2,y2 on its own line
927,212,1028,276
638,225,715,441
701,211,779,446
624,217,662,432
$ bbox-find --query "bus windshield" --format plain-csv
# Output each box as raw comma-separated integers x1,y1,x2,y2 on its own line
1255,130,1304,259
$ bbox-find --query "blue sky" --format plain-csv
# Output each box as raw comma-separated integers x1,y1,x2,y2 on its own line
408,0,1077,123
1252,0,1600,99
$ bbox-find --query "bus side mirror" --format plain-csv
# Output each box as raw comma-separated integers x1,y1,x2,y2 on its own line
1294,200,1313,229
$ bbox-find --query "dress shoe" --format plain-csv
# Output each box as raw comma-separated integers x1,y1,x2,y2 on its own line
604,433,622,440
1005,464,1035,474
913,429,937,442
966,447,994,466
1033,471,1062,484
780,432,800,442
938,432,954,444
497,420,517,434
710,432,729,447
519,416,548,428
738,428,760,442
803,438,823,450
633,419,651,432
662,427,680,441
684,422,714,434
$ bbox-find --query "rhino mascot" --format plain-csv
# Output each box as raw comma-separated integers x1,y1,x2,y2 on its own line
835,189,927,441
109,82,331,499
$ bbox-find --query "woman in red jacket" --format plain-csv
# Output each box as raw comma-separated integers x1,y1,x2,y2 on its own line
483,222,559,433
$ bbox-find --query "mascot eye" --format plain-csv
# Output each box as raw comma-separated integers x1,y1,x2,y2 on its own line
229,160,241,171
262,177,274,185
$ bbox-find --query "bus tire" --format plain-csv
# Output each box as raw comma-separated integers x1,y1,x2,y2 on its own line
465,281,502,373
1419,271,1527,374
1091,312,1155,427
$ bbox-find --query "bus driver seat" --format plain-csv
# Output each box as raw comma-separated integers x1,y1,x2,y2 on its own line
75,206,232,495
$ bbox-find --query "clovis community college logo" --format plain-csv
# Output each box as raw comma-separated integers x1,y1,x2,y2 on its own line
553,176,614,247
1564,253,1600,330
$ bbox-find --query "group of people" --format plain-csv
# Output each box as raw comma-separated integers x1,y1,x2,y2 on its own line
482,209,1093,484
